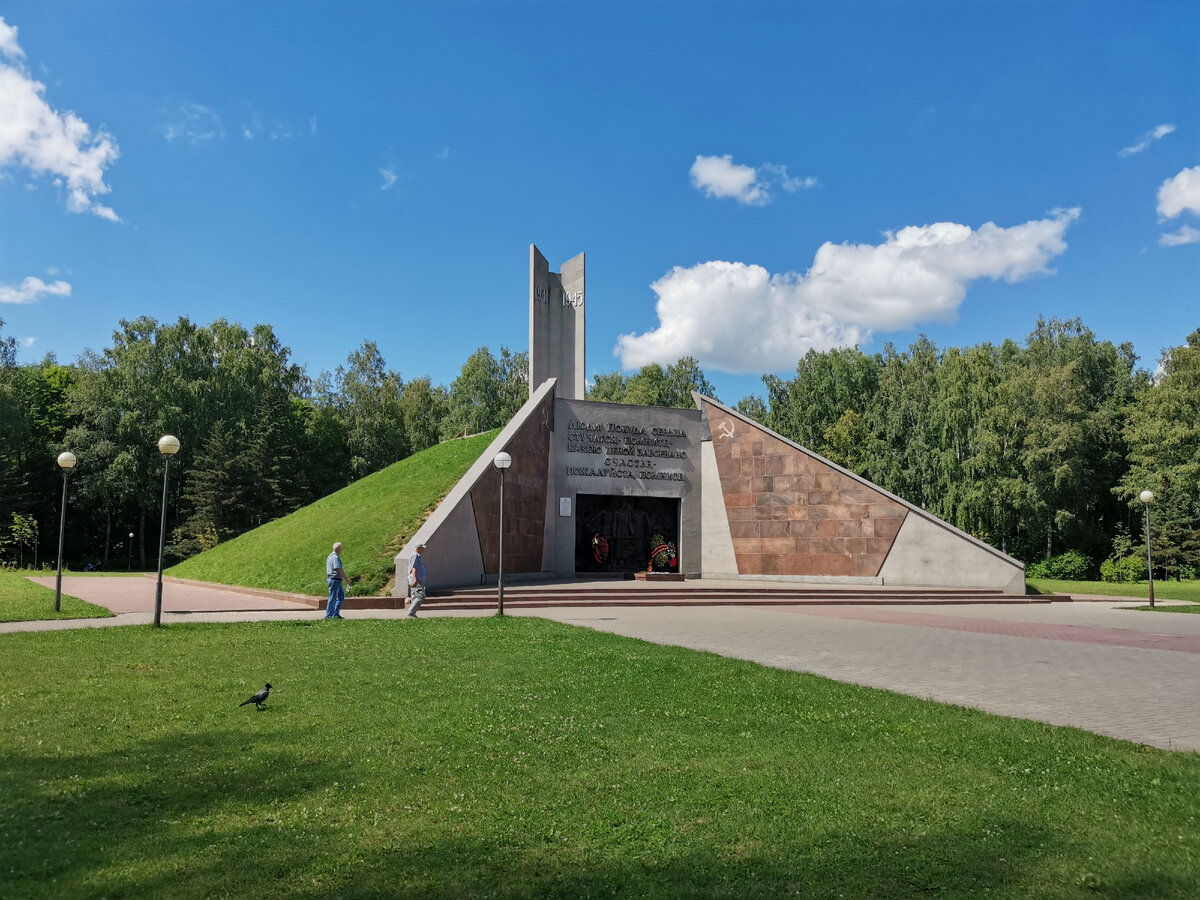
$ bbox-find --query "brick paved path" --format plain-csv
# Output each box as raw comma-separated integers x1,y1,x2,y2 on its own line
530,603,1200,753
782,605,1200,653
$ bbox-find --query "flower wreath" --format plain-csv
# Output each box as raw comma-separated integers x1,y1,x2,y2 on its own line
648,534,678,571
592,533,610,564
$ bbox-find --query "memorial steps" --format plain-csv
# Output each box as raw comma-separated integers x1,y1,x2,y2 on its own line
174,578,1059,612
413,582,1060,611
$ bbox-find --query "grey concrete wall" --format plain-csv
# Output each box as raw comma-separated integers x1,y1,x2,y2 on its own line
552,398,703,577
394,494,484,596
699,440,738,577
879,513,1026,593
561,252,585,399
394,378,558,590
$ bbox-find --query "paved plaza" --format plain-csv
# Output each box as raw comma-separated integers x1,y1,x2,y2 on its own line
8,575,1199,753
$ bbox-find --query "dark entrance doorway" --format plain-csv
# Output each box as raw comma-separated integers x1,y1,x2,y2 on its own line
575,494,680,574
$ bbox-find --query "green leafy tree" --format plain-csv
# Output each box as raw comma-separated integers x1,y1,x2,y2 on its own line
586,371,628,403
0,317,15,367
334,341,409,480
497,346,530,423
399,376,449,454
8,513,38,568
735,394,768,424
1119,329,1200,579
442,346,527,438
586,357,717,409
768,346,880,462
70,317,310,566
1013,318,1142,561
862,338,937,507
175,422,242,556
0,320,29,534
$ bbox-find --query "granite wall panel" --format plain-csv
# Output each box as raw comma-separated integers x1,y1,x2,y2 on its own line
705,404,909,578
470,391,554,574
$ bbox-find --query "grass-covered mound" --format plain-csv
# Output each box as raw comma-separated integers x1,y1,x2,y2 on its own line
1,618,1197,898
0,570,114,622
169,431,498,596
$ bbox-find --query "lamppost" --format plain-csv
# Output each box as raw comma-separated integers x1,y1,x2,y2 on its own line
54,451,77,613
154,435,181,627
493,451,512,616
1140,490,1155,609
128,532,134,572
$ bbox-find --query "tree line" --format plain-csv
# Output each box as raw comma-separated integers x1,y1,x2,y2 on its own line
735,318,1198,581
1,314,1196,581
0,316,527,570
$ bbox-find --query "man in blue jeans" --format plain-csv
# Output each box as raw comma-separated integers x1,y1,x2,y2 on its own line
325,541,347,619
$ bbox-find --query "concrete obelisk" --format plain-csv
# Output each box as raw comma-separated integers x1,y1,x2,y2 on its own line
529,245,585,399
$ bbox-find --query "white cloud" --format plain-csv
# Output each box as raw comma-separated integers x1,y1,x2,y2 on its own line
0,17,24,60
164,103,223,144
1157,165,1200,219
760,162,817,193
238,105,307,142
1157,166,1200,248
691,154,766,205
616,208,1081,373
1118,123,1176,157
690,154,817,206
0,17,120,221
379,166,397,190
20,336,34,348
1160,225,1200,247
0,276,71,304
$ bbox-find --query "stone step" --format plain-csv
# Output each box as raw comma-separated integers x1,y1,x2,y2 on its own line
419,585,1056,610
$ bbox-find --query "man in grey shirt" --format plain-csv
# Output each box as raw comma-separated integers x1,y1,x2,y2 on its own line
407,542,427,618
325,541,346,619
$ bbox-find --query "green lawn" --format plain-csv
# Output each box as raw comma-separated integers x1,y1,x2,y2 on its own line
1028,578,1200,607
168,431,498,597
0,570,113,622
1,619,1196,898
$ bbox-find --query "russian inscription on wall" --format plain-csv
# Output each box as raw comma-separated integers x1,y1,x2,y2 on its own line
564,418,690,483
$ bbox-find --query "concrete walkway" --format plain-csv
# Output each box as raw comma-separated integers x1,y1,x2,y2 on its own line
7,575,1198,753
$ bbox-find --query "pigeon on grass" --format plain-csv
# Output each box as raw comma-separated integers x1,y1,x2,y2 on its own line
239,683,272,709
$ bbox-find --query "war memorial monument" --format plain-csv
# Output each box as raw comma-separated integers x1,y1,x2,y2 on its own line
396,245,1025,595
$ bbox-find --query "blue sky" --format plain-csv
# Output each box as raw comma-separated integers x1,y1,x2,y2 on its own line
2,1,1198,404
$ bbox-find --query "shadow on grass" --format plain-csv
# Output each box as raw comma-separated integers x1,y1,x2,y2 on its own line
6,726,1186,898
0,727,348,897
2,616,1196,898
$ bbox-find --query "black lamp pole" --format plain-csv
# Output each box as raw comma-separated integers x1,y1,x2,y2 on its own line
54,451,77,612
493,452,512,616
154,436,181,627
1140,490,1155,609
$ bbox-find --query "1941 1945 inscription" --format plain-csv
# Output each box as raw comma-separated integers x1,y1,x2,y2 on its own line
535,284,585,308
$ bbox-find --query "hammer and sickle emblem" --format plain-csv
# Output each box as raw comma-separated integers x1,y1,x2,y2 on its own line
717,419,736,440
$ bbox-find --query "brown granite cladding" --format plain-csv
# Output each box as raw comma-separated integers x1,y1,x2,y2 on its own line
471,393,554,574
706,406,908,577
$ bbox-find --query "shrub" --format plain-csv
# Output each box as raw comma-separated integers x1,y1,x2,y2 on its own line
1100,554,1148,583
1027,549,1094,581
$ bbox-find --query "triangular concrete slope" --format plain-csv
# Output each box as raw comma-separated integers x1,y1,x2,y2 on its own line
395,378,557,592
694,393,1025,593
